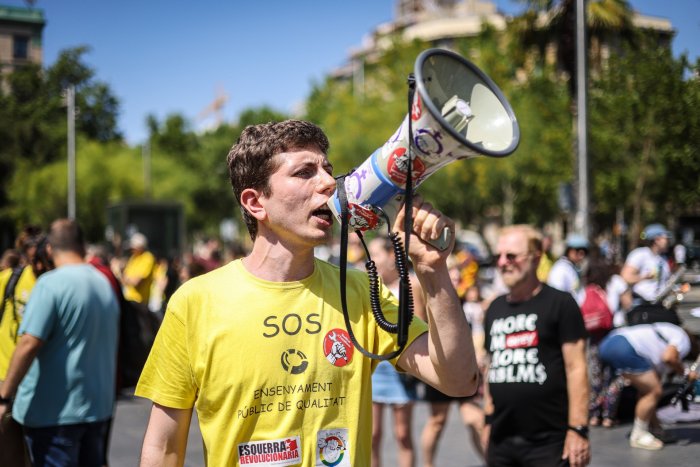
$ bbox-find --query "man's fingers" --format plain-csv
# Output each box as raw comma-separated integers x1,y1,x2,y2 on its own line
564,446,589,467
392,196,454,250
412,200,451,242
394,204,406,233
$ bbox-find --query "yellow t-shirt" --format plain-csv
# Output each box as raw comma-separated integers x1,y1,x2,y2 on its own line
136,258,427,466
123,250,156,304
0,266,36,379
537,252,554,283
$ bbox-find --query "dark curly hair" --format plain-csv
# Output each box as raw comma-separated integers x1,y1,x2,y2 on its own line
226,120,329,240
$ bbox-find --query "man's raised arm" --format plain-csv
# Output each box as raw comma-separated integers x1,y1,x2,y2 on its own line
394,197,479,397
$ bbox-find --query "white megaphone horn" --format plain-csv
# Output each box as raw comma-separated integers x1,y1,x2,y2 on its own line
328,48,520,247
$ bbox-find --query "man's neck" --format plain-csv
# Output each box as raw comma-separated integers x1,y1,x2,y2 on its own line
53,251,85,268
243,235,316,282
507,277,543,303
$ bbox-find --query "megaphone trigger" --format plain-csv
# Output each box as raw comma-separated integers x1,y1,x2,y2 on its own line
429,226,453,252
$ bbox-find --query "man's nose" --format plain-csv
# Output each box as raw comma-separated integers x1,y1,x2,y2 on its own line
318,170,336,195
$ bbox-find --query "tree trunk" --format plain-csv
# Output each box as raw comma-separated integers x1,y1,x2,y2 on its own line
629,137,654,248
503,181,515,225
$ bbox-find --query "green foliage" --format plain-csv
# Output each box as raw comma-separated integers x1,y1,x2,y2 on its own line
500,74,572,225
2,77,291,242
306,37,424,176
3,16,699,245
589,39,700,231
146,106,291,236
305,27,574,228
0,46,123,240
6,140,141,240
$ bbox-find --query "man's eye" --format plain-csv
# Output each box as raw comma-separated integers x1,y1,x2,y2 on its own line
295,169,313,178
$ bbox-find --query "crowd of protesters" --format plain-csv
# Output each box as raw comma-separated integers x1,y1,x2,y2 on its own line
0,216,698,466
0,224,250,466
341,221,698,464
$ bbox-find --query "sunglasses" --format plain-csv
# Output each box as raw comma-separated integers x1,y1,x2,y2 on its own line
497,252,530,263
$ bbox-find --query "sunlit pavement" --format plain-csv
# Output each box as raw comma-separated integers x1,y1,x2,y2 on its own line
108,282,700,467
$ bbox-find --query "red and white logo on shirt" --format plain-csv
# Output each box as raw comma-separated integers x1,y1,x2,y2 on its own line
238,436,301,466
505,331,539,349
323,329,354,367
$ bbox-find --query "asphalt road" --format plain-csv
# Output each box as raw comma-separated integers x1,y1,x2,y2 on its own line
108,281,700,466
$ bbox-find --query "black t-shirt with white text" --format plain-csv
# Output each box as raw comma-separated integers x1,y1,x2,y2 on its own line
484,284,587,441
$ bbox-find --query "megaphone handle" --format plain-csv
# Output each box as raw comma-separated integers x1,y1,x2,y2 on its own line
425,226,452,251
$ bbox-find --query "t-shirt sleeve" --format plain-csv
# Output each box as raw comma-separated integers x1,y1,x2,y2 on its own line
546,262,567,290
18,280,55,341
556,291,588,344
624,248,644,271
135,290,197,409
666,327,691,358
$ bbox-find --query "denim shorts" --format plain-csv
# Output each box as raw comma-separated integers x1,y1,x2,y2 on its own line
599,334,653,374
372,361,416,404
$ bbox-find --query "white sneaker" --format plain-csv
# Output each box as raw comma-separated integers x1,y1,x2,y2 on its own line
630,430,664,450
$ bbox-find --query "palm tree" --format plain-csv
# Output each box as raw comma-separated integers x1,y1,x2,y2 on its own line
507,0,634,236
509,0,633,93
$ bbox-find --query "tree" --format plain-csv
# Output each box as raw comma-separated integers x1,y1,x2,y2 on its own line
145,107,290,235
589,41,700,243
510,0,634,92
7,140,141,240
0,46,122,242
304,29,571,228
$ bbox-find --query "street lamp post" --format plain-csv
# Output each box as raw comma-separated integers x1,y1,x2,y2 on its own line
575,0,589,238
66,85,76,219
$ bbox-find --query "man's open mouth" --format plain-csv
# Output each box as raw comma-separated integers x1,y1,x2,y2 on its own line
312,207,333,223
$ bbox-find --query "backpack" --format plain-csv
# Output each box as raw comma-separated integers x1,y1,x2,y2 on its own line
1,267,25,342
580,284,613,334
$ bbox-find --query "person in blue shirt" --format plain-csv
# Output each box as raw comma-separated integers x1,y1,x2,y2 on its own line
0,218,119,467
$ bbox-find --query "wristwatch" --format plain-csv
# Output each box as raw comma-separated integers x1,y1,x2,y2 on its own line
568,425,589,439
0,395,12,406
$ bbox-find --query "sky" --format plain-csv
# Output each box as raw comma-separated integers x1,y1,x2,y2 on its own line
5,0,699,144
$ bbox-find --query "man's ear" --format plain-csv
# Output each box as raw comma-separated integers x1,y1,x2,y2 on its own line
240,188,267,222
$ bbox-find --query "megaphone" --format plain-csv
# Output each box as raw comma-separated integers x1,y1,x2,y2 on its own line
328,48,520,243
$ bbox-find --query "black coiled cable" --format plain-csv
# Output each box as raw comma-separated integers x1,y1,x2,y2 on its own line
365,232,414,334
334,73,418,360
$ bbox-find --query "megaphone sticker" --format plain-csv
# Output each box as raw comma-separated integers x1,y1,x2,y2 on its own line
411,95,423,120
347,204,380,230
387,148,426,185
414,127,444,160
328,48,520,232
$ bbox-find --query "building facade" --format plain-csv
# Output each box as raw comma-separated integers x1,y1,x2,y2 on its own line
334,0,673,81
0,4,45,79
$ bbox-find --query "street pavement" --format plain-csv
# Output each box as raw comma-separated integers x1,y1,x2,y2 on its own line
108,280,700,466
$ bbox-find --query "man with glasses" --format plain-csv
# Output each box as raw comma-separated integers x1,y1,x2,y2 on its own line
481,225,590,467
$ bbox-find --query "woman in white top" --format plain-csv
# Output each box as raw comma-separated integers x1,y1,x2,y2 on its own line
599,323,696,450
